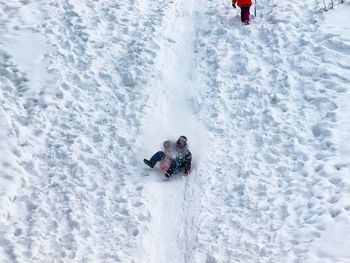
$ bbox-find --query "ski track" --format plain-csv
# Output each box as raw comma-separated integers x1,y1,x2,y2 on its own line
0,0,350,262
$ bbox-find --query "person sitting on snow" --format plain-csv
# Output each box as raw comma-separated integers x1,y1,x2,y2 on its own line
143,135,192,178
232,0,252,25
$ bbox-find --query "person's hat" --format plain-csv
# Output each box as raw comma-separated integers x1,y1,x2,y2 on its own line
178,135,187,142
177,135,188,148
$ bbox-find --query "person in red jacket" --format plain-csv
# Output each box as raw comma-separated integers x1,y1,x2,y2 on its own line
232,0,252,24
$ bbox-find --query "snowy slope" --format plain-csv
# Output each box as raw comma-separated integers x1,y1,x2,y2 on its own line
188,0,350,261
1,0,350,262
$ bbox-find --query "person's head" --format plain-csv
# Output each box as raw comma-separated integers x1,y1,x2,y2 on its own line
176,135,188,149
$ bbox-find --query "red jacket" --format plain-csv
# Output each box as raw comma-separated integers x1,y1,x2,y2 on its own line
232,0,252,6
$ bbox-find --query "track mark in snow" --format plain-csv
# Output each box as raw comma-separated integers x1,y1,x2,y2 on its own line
137,0,209,262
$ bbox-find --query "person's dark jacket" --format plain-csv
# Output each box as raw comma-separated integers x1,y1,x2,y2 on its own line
163,140,192,173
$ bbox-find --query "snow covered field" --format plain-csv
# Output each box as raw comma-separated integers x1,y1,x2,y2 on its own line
0,0,350,262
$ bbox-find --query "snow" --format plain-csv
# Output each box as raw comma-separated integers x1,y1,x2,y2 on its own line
307,2,350,263
0,0,350,262
137,1,210,262
309,215,350,263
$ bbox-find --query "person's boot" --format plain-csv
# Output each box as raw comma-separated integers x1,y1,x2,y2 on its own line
165,172,173,179
143,159,154,168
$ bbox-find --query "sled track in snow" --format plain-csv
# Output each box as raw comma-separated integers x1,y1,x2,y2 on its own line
137,0,207,262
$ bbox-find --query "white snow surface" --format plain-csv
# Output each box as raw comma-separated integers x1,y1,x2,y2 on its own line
0,0,350,262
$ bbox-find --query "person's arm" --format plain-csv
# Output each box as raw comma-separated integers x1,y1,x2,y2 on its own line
163,140,171,150
184,151,192,174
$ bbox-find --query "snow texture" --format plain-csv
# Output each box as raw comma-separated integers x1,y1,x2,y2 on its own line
0,0,349,262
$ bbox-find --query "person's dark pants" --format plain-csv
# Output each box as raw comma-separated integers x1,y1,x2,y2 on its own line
241,5,251,23
167,157,182,175
149,151,181,175
149,151,165,166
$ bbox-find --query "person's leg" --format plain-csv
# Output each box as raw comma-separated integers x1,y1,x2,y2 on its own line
166,159,177,176
246,6,251,23
240,7,245,23
147,151,165,168
166,157,182,176
241,6,251,24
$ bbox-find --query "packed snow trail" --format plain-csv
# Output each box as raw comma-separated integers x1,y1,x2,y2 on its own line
1,0,350,263
137,0,208,262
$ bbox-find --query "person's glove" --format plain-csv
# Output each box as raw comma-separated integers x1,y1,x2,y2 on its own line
184,168,192,176
163,141,170,149
232,3,236,8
